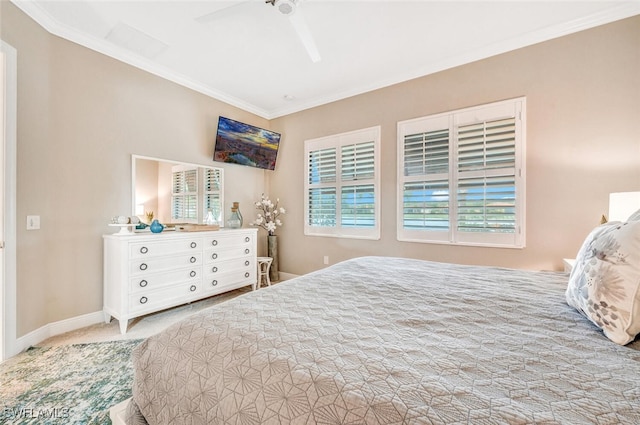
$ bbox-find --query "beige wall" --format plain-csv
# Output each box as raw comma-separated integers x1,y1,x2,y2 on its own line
270,16,640,276
2,1,639,339
1,2,270,337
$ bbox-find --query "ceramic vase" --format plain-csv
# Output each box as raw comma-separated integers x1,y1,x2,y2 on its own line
150,219,164,233
267,234,279,282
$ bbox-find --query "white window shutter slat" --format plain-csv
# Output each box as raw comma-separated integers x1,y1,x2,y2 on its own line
308,187,336,227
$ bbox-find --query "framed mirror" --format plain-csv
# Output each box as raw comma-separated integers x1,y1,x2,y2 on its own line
132,155,224,226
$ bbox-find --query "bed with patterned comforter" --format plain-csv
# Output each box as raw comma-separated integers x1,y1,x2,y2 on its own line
125,256,640,424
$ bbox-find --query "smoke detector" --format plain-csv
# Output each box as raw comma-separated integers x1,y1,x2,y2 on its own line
275,0,297,16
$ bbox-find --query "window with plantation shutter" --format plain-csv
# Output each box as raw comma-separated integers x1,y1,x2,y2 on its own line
397,98,526,248
204,167,223,224
172,166,198,222
305,126,380,239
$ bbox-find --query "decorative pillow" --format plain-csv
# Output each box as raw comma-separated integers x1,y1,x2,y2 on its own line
627,208,640,222
566,220,640,345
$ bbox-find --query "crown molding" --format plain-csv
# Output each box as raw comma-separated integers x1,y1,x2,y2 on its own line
268,2,640,118
11,1,640,120
10,0,272,118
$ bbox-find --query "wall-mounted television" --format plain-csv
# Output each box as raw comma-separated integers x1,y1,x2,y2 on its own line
213,116,281,171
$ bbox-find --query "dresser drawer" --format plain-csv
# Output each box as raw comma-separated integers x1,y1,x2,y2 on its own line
203,245,253,263
203,233,254,250
203,257,254,277
129,267,201,293
129,238,201,259
129,281,202,313
130,253,202,275
203,268,256,293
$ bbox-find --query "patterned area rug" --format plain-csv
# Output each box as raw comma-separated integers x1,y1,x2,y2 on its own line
0,340,141,424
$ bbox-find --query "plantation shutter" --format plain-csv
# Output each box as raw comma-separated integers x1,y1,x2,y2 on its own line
456,118,517,234
307,147,337,227
308,187,336,227
402,128,450,232
204,168,222,223
172,168,198,221
305,126,380,239
341,141,375,181
341,141,375,228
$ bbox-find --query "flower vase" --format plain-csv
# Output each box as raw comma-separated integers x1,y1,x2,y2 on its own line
267,235,279,282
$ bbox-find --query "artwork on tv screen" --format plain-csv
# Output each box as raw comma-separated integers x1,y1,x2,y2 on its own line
213,116,281,170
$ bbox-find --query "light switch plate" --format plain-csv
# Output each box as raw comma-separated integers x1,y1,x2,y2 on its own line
27,215,40,230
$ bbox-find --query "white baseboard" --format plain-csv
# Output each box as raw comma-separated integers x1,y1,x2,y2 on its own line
13,272,300,355
15,310,104,353
276,271,299,281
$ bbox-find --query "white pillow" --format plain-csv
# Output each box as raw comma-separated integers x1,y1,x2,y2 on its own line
627,208,640,221
565,221,640,345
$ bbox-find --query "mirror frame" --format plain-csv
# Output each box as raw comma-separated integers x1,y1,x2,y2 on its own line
131,154,225,225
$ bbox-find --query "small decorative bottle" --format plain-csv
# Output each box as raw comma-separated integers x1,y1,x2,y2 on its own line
233,202,243,227
227,207,241,229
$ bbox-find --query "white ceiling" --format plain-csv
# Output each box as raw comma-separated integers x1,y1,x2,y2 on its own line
12,0,640,119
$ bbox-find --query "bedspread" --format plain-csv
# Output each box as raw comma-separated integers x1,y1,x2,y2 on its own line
126,256,640,424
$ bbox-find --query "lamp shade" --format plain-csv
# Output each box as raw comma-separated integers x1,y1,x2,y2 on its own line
609,192,640,222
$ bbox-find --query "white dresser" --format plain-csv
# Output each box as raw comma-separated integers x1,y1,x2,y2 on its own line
103,228,257,334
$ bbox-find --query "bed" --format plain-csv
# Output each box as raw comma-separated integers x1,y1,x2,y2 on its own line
124,255,640,424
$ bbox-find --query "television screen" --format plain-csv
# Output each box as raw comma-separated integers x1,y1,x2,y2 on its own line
213,116,281,171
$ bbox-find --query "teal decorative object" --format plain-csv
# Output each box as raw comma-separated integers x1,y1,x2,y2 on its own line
150,219,164,233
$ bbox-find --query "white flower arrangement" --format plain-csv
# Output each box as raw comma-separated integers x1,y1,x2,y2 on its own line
250,194,285,236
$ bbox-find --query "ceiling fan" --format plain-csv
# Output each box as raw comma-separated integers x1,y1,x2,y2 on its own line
265,0,321,63
196,0,321,63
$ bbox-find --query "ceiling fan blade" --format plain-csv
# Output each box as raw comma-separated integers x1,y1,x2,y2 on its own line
288,9,321,63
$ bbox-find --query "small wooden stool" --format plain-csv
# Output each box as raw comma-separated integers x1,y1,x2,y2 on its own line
256,257,273,289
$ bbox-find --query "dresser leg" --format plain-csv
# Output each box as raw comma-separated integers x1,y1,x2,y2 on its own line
119,319,128,335
103,311,111,324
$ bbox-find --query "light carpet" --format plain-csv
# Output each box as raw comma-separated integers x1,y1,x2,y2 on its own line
1,285,264,424
1,339,141,424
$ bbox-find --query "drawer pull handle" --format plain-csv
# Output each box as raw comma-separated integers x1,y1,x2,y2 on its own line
139,280,148,288
244,248,250,254
245,260,250,266
190,256,197,264
140,296,148,304
190,271,196,277
244,272,250,278
190,285,197,292
190,242,197,248
211,253,218,260
140,246,148,254
211,280,218,287
245,237,250,242
212,266,218,273
211,240,218,246
139,263,148,271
